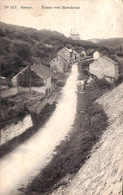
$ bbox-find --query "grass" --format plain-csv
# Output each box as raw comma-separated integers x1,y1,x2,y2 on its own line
22,65,108,195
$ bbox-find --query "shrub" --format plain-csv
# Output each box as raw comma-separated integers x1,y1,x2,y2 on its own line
11,40,31,60
98,78,111,89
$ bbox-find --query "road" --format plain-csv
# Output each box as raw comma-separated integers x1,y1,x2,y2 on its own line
0,63,78,195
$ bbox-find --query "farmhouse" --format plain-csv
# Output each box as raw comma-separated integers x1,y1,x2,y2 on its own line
89,52,119,83
50,47,79,73
12,64,56,96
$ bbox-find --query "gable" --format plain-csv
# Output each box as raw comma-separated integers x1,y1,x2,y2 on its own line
31,64,52,80
14,67,44,87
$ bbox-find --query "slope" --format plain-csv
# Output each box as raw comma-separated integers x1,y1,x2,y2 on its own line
65,83,123,195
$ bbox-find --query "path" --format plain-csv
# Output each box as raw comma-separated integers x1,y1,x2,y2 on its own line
0,63,78,195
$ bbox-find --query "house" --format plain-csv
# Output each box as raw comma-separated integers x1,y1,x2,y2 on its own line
81,50,87,57
12,64,56,96
89,52,119,84
50,55,69,73
72,50,80,62
50,47,79,73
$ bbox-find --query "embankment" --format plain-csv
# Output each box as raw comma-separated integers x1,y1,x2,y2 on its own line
64,83,123,195
0,115,32,146
0,90,57,157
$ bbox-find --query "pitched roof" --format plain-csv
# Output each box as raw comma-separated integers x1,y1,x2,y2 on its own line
73,50,79,55
98,56,118,66
102,56,118,65
57,47,72,56
64,47,73,53
31,64,53,80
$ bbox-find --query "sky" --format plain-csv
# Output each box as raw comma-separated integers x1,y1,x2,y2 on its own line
0,0,123,40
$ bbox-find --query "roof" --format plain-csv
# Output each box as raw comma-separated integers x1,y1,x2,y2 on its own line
31,64,53,80
102,56,118,65
91,56,118,66
64,47,73,53
57,47,73,56
73,50,79,55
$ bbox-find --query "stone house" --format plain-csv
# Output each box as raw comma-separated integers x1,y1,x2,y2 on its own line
50,47,79,73
89,52,119,84
12,64,56,96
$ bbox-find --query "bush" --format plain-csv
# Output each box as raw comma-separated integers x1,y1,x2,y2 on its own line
11,40,31,60
98,78,111,89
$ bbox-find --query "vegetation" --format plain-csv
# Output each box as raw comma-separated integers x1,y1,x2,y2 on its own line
96,37,123,49
21,64,108,195
0,91,45,129
0,22,110,79
0,102,56,158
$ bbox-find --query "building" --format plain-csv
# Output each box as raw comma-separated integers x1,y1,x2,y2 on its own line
81,50,87,57
89,52,119,84
50,47,79,73
72,50,80,62
12,64,56,96
69,29,80,40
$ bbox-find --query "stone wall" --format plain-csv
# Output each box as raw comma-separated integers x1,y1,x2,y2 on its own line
0,115,33,146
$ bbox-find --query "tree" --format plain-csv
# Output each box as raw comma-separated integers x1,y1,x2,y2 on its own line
11,40,31,60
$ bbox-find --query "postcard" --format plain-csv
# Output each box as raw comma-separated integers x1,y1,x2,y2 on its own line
0,0,123,194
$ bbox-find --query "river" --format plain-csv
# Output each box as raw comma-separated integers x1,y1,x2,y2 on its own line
0,63,78,195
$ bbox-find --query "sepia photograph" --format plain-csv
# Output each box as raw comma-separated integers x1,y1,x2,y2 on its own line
0,0,123,194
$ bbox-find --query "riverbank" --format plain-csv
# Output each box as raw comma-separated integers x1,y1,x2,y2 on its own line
21,64,109,194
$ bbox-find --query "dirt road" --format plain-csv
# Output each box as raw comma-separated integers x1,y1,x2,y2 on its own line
0,63,78,195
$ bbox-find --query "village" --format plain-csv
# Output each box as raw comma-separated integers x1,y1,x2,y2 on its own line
0,30,122,156
0,26,123,195
1,44,121,99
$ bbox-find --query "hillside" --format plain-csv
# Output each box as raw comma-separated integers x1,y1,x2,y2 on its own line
0,22,109,78
53,83,123,195
90,37,123,49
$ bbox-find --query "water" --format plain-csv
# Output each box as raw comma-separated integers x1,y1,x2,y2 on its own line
0,63,78,195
